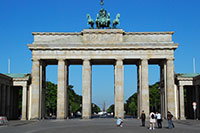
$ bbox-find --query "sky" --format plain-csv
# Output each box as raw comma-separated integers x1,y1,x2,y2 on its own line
0,0,200,109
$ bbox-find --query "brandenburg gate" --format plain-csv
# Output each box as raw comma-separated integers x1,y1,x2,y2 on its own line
27,1,179,120
28,29,178,119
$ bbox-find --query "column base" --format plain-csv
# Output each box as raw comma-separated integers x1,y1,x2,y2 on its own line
82,116,91,119
180,117,186,120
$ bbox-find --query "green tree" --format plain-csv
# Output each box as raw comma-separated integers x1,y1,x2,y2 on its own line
107,104,114,113
92,103,101,114
149,82,160,112
125,82,161,116
45,81,57,115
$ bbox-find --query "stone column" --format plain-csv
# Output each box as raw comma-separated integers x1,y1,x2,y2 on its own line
160,61,167,119
195,85,199,119
10,86,14,119
21,85,27,120
0,84,2,115
6,86,11,119
57,59,67,119
137,62,142,119
39,61,46,119
166,59,176,118
179,85,185,120
82,59,92,119
2,84,6,116
114,59,124,118
140,59,149,118
30,58,40,119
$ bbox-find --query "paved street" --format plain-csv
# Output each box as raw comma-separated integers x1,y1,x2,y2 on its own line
1,118,200,133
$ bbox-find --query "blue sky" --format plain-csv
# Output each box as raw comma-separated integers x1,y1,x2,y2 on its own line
0,0,200,109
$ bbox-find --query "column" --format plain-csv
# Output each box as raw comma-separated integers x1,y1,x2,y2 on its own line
30,58,40,119
140,59,149,118
179,85,185,120
82,59,92,119
114,59,124,118
2,84,6,116
0,84,2,115
6,86,11,119
160,61,167,119
195,85,199,119
10,86,14,119
166,58,176,118
39,61,46,119
21,85,27,120
57,59,67,119
137,63,141,119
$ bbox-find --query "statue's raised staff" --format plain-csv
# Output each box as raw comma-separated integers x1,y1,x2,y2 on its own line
86,14,94,29
113,13,120,29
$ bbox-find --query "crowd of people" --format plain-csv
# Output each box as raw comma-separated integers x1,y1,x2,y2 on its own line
116,110,175,130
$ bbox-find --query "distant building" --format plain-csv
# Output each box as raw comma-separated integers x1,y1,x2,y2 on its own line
0,73,31,120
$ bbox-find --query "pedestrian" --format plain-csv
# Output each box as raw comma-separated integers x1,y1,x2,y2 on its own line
149,112,156,130
167,111,174,129
155,112,162,128
116,117,124,127
140,110,146,127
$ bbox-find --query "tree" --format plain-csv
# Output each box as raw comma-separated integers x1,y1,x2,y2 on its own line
125,92,137,116
45,81,57,116
107,104,114,113
125,82,161,116
45,81,101,117
149,82,160,112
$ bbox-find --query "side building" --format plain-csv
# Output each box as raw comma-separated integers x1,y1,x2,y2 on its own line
0,73,31,120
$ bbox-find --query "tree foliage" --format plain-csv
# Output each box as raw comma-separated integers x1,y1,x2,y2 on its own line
46,81,57,115
107,104,114,113
123,82,161,116
45,81,100,117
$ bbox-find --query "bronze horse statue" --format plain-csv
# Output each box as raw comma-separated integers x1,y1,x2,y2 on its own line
87,14,94,29
112,13,120,29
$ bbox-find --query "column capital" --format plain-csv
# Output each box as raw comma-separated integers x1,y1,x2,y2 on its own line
140,58,149,61
32,58,40,62
58,58,65,62
179,85,184,88
166,58,175,61
82,58,91,61
115,57,124,61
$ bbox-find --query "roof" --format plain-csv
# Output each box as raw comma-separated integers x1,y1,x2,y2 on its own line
4,73,30,78
176,73,200,78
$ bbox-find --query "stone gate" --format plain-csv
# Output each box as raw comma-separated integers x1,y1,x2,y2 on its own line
27,29,178,120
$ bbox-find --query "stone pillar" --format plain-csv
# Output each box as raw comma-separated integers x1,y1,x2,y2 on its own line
2,84,6,116
140,59,149,118
82,59,92,119
114,59,124,118
179,85,185,120
166,59,176,118
39,61,46,119
0,84,2,115
137,63,141,119
30,58,40,119
10,86,14,119
57,59,67,119
160,63,164,118
195,85,199,119
21,85,27,120
6,86,11,119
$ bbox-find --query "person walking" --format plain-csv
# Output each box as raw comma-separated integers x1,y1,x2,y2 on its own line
149,112,156,130
156,112,162,128
140,110,146,127
167,111,173,129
